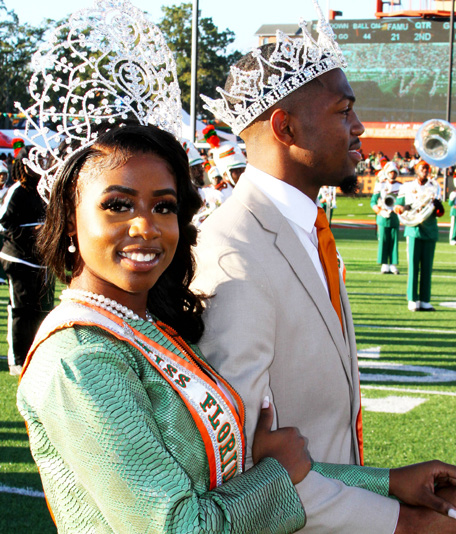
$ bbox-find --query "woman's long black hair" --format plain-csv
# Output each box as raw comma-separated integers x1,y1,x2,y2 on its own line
37,121,206,343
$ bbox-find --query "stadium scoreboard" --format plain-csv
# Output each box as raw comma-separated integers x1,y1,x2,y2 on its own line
309,18,456,44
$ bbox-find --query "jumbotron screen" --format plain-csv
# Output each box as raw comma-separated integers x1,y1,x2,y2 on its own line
310,18,456,123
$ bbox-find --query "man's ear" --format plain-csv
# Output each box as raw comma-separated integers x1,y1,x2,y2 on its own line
270,108,294,146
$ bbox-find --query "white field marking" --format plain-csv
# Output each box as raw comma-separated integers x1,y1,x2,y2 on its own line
355,324,456,334
347,270,456,280
0,299,8,304
0,484,44,498
350,292,403,297
361,385,456,397
361,395,428,414
0,355,6,360
440,302,456,309
359,361,456,383
339,245,455,255
358,346,381,359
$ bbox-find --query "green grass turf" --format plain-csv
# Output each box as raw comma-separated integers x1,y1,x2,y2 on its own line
0,197,455,531
333,212,456,469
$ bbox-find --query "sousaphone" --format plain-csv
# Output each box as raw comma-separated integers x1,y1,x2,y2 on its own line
398,119,456,226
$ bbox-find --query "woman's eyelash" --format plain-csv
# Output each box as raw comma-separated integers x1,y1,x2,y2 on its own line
100,197,134,212
99,198,178,214
153,200,178,214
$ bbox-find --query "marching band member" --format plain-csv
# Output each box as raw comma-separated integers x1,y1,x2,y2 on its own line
203,125,247,189
182,139,222,226
206,164,234,203
181,138,205,188
370,162,401,274
449,175,456,246
395,160,444,311
213,143,246,187
317,186,337,225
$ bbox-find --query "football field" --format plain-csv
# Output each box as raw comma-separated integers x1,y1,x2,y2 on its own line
0,196,455,533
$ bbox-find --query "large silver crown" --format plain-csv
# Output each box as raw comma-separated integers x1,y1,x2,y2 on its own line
201,0,346,136
15,0,182,202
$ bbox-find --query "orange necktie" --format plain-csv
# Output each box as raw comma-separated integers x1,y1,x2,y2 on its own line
315,208,364,463
315,207,343,331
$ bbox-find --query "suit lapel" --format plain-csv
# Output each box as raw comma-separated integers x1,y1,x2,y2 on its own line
234,178,353,388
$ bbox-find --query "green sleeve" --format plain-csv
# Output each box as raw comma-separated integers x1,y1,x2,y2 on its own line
370,193,380,208
311,462,389,497
395,196,405,206
18,331,304,534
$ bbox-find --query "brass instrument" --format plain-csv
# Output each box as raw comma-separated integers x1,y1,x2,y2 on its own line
398,119,456,226
415,119,456,169
397,186,439,227
377,193,396,218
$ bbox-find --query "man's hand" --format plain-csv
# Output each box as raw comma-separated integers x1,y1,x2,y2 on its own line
394,205,405,215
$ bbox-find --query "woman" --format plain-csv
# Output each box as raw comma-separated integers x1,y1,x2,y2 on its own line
17,122,310,533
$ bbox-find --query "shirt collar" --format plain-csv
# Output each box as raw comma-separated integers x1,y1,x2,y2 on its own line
242,164,318,232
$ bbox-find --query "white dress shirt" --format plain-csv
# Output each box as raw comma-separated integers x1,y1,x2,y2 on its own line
243,164,329,295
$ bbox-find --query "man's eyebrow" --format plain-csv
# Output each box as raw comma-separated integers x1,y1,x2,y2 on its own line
337,94,356,104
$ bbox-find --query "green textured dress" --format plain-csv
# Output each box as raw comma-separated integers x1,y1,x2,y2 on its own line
17,302,391,533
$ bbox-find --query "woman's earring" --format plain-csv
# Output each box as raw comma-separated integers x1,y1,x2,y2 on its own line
68,236,76,254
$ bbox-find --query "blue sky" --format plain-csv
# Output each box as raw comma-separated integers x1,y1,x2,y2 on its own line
6,0,383,52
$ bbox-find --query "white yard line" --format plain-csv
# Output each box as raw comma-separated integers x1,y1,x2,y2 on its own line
0,484,44,498
350,292,403,297
347,270,456,280
362,385,456,397
355,324,456,334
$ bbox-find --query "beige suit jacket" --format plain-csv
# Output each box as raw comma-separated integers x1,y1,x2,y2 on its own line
193,176,399,533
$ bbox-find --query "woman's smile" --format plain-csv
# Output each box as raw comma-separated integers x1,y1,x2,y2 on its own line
118,248,161,269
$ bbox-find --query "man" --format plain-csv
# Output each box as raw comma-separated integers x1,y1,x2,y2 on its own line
212,141,246,187
181,138,205,188
206,164,234,203
449,174,456,246
395,160,444,311
193,5,456,533
371,161,401,274
317,185,337,225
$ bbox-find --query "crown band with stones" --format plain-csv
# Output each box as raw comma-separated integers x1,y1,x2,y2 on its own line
201,0,346,136
14,0,182,203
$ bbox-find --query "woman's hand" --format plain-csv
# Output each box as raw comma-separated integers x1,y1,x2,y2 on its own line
252,397,311,485
390,461,456,518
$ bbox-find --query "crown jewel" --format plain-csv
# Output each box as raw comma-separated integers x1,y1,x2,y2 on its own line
14,0,182,202
201,0,347,135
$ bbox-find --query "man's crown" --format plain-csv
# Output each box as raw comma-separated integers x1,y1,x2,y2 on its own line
201,0,346,136
14,0,182,202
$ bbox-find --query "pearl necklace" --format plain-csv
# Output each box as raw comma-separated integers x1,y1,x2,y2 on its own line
60,288,154,323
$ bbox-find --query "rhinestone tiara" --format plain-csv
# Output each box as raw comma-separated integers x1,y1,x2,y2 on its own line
201,0,346,136
14,0,182,202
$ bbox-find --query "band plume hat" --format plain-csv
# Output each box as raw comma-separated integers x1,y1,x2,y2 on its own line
201,0,346,135
181,138,204,167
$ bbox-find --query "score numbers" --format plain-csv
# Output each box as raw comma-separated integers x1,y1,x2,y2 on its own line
327,18,454,44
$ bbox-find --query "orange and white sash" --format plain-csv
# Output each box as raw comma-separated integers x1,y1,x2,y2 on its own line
22,300,245,490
